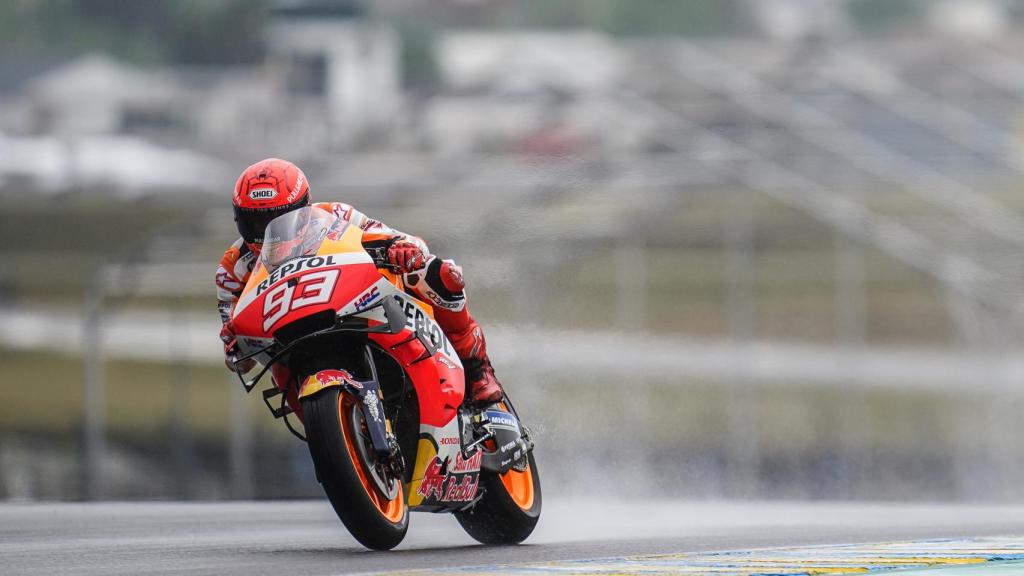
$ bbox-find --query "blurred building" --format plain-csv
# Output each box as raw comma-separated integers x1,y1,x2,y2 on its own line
266,1,401,148
427,31,633,155
24,55,184,138
0,1,408,192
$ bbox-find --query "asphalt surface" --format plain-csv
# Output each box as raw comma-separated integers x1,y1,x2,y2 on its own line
4,498,1024,575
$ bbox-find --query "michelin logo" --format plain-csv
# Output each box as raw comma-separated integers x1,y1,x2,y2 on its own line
486,411,519,431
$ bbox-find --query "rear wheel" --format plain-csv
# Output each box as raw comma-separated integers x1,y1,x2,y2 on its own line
454,451,542,544
303,387,408,550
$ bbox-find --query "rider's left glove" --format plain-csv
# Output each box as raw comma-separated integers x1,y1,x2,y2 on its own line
221,323,256,373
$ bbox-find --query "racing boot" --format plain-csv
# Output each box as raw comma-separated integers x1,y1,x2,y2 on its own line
460,354,504,405
424,260,505,405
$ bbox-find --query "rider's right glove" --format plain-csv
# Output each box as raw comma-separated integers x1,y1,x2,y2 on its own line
221,323,256,373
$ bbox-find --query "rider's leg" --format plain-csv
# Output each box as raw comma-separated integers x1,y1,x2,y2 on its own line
404,256,504,404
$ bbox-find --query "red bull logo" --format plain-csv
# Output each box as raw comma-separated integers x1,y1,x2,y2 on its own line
416,452,482,503
418,458,447,500
315,369,360,389
301,369,362,398
443,474,478,502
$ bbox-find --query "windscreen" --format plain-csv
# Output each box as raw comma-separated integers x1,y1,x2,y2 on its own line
260,206,346,271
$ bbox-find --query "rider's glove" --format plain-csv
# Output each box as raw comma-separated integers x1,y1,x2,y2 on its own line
387,239,427,273
221,323,256,373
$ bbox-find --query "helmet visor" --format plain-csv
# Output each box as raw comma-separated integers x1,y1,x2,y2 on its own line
260,206,335,271
234,195,310,245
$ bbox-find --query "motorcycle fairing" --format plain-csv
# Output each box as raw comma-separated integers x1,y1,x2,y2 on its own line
231,222,374,327
406,423,483,510
230,210,478,507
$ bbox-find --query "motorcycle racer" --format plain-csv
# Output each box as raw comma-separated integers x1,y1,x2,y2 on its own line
215,157,503,404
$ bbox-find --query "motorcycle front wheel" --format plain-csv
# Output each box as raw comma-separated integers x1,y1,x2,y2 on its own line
303,387,409,550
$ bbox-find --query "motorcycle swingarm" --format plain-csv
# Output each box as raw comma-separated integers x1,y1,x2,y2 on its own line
459,407,534,475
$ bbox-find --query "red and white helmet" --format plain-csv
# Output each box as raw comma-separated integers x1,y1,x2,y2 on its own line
232,158,310,247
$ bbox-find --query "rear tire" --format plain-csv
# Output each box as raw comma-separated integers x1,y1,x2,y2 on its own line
303,387,408,550
455,451,542,545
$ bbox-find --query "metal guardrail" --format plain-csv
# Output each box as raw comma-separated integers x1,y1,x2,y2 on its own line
665,42,1024,249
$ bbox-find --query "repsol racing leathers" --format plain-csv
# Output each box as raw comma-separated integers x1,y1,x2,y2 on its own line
215,201,503,403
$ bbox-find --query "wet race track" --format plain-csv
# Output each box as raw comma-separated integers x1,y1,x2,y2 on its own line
4,499,1024,575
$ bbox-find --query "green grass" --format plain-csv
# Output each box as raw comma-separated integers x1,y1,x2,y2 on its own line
0,350,291,440
535,243,947,343
513,370,982,459
0,345,988,461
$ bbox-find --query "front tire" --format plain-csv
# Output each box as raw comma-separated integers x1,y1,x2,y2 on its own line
455,451,542,544
303,388,408,550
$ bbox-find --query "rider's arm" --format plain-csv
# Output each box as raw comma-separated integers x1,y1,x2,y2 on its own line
216,269,240,323
215,243,246,322
321,202,428,253
215,242,250,363
216,284,238,327
216,242,261,372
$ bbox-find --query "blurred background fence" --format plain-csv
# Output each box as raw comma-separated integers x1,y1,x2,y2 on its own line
2,0,1024,502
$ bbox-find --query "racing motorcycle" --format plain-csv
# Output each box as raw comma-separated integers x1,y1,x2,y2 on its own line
227,206,541,550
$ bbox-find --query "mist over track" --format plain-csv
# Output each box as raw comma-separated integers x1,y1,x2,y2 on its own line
4,499,1024,575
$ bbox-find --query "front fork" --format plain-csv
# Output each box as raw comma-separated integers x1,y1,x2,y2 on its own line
266,345,404,476
346,346,405,478
295,347,397,455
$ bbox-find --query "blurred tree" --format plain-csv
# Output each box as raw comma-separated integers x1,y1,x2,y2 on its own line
0,0,949,74
1012,2,1024,23
0,0,266,66
397,19,439,91
603,0,741,36
515,0,741,36
847,0,923,33
520,0,605,29
165,0,267,64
